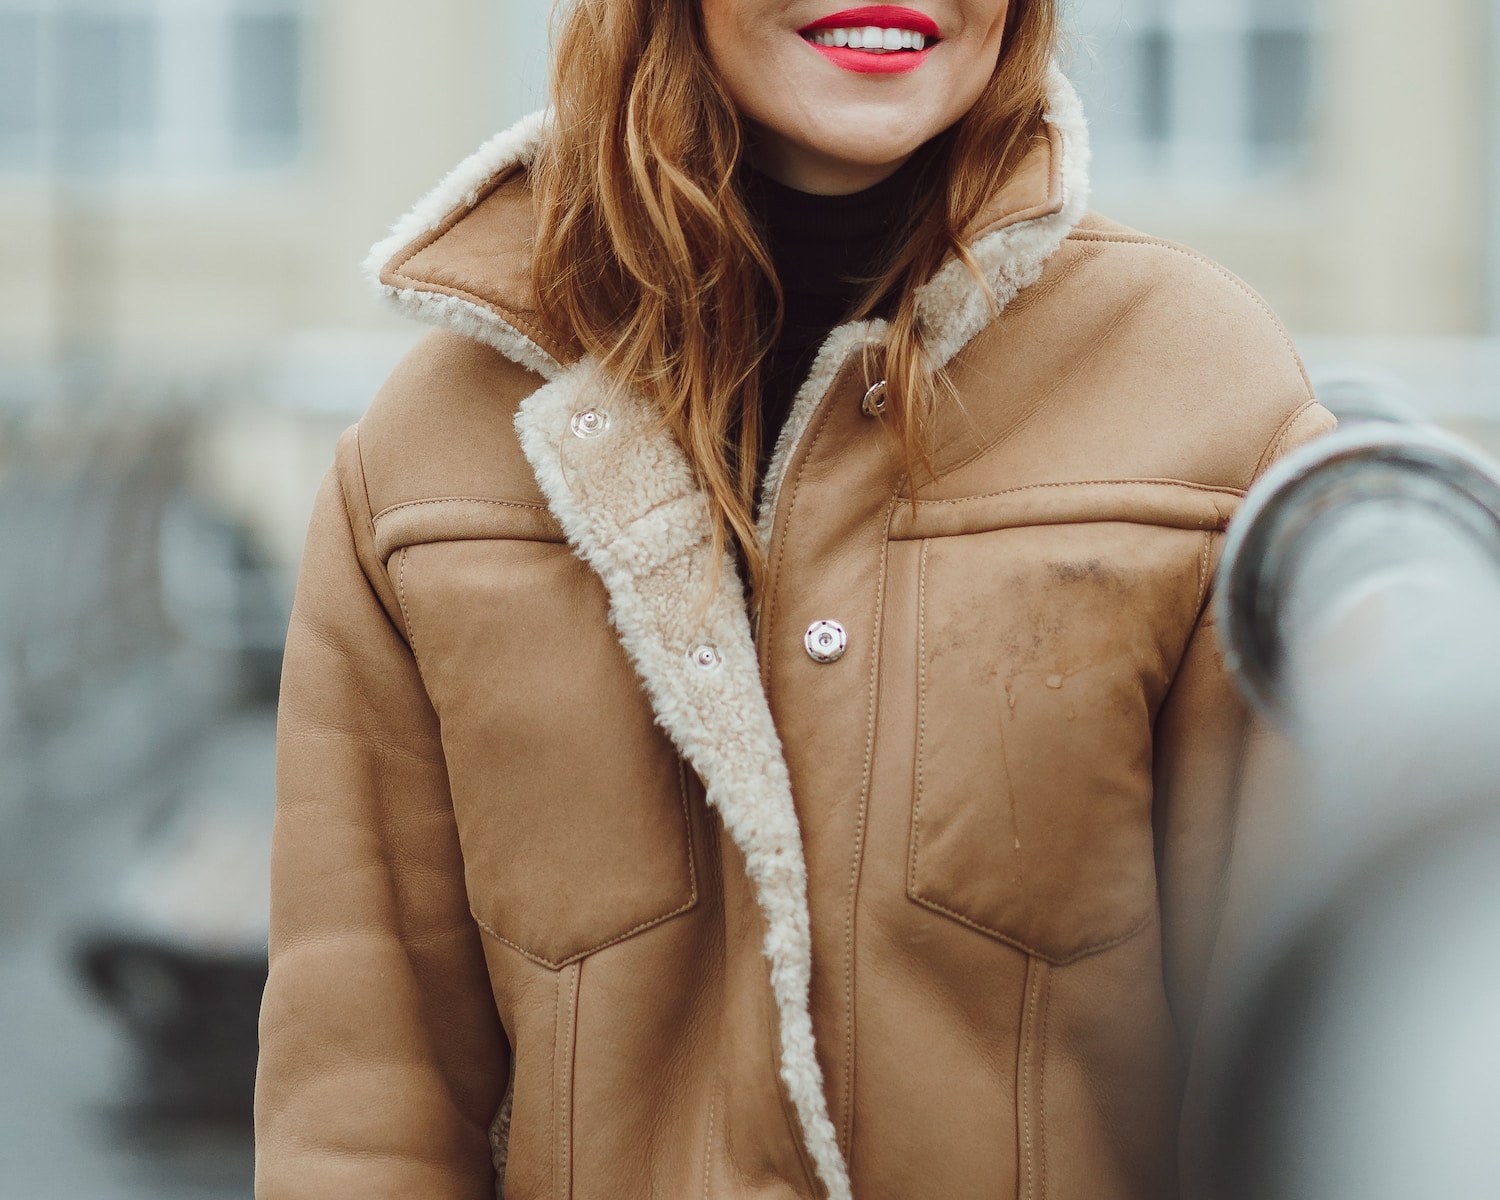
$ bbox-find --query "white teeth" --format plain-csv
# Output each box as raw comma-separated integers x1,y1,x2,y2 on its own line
805,25,934,52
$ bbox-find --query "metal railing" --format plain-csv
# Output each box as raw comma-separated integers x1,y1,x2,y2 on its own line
1202,382,1500,1200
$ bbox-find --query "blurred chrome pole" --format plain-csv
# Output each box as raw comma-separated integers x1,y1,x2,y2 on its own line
1218,414,1500,823
1202,384,1500,1200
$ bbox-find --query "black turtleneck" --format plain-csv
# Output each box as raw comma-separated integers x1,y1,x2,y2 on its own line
739,143,942,482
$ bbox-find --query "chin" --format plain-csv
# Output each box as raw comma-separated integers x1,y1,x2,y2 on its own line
811,88,936,142
802,119,931,168
813,138,926,170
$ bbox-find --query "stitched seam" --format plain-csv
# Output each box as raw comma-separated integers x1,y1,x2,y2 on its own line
395,547,429,683
547,973,558,1187
468,759,698,969
908,893,1156,966
383,534,567,562
558,963,580,1199
1021,960,1039,1200
351,424,379,540
1038,963,1051,1200
1063,231,1315,398
840,497,898,1155
896,539,1163,962
1252,398,1321,482
678,755,700,913
931,279,1164,480
386,166,512,263
1005,234,1103,316
907,540,931,900
387,273,568,364
913,478,1246,508
1194,531,1213,615
373,495,552,522
761,359,858,691
905,537,1155,964
898,514,1234,545
385,187,570,363
388,271,557,353
701,1088,717,1200
470,877,698,970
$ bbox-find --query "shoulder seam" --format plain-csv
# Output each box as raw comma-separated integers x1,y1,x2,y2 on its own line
1065,229,1314,399
1251,398,1325,483
349,423,378,541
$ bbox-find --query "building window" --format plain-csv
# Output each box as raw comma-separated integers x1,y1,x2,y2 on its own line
1070,0,1320,180
0,0,305,175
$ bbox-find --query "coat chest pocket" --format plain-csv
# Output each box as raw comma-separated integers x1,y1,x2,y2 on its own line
394,536,698,969
908,525,1202,964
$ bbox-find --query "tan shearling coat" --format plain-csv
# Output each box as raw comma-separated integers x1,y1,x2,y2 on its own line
253,67,1336,1199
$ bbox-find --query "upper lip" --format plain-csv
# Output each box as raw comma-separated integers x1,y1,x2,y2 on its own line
798,6,942,38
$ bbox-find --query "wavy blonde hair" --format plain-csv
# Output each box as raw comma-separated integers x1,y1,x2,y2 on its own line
534,1,1058,598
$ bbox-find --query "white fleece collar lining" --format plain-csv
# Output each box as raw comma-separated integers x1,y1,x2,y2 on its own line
370,65,1091,1200
363,109,563,382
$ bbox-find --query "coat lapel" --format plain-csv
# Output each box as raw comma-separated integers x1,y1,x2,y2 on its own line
513,360,852,1199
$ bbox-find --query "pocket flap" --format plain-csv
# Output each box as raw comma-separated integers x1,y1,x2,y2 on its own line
373,496,566,560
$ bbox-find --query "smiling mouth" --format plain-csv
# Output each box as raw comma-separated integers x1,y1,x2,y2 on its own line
798,6,942,56
805,26,931,51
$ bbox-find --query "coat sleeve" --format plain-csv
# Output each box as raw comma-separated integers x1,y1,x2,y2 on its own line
1151,399,1337,1198
254,428,510,1199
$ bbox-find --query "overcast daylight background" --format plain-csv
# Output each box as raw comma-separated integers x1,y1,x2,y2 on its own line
0,2,1497,1197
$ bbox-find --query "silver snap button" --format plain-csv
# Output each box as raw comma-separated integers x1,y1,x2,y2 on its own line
861,380,889,417
570,408,610,439
689,643,723,670
804,620,848,664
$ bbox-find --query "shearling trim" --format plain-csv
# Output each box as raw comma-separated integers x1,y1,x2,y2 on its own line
753,63,1091,545
916,62,1091,369
384,289,563,382
513,361,853,1200
755,319,888,551
363,109,562,381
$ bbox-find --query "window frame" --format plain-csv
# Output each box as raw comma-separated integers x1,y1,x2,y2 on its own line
1070,0,1323,185
0,0,307,179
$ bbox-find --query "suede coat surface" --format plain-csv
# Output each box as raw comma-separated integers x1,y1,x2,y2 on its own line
253,68,1336,1200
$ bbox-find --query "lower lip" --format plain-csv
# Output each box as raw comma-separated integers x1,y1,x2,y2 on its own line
804,42,935,75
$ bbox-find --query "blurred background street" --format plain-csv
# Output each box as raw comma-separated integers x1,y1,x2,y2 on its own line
0,1,1497,1197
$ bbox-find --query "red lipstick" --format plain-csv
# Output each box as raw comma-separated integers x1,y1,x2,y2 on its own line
800,6,941,37
798,6,941,76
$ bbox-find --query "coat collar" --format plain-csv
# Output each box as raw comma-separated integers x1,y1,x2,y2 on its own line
366,64,1088,381
366,65,1090,1200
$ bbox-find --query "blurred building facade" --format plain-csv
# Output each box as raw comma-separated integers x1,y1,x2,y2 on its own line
3,1,1495,365
0,0,549,379
3,0,1496,357
0,0,1496,560
1073,0,1498,337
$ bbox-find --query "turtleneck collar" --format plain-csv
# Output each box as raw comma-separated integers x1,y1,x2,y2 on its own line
739,138,944,479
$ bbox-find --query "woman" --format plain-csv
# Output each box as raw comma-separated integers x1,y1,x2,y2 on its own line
255,1,1334,1197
